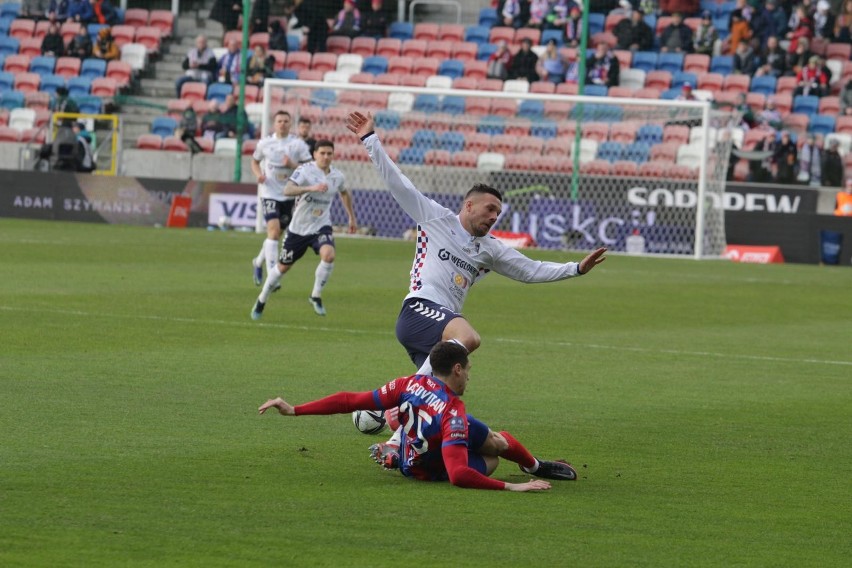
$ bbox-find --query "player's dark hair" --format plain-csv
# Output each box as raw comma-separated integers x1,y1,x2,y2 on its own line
314,139,334,151
298,117,312,125
429,342,469,377
464,183,502,202
274,110,291,119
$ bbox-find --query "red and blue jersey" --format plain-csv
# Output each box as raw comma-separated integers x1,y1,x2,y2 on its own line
372,374,469,481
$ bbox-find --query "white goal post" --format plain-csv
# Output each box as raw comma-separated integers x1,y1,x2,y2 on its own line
256,78,737,258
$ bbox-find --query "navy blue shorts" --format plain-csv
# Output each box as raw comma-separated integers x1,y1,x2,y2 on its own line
279,226,334,265
395,298,462,368
464,415,490,474
261,198,294,227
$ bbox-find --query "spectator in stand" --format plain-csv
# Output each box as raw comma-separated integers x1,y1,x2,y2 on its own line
611,0,634,18
210,0,241,31
834,0,852,43
677,82,696,100
615,7,654,52
819,55,834,84
564,50,580,83
250,0,270,34
786,4,814,53
91,0,117,25
201,100,224,139
794,55,829,97
176,106,202,153
500,0,526,29
786,37,812,77
507,37,539,82
486,40,512,80
586,42,620,88
542,0,571,32
659,0,699,16
361,0,388,38
814,0,835,39
67,0,94,24
41,21,65,56
822,141,844,189
733,38,758,75
563,5,582,48
22,0,52,19
218,93,242,139
755,35,787,77
835,178,852,215
661,12,694,53
638,0,658,16
268,20,290,52
526,0,550,29
53,85,79,115
772,130,798,184
331,0,361,39
67,25,93,59
537,38,567,84
175,35,218,97
295,0,332,54
751,0,788,48
92,27,119,61
693,10,718,55
47,0,69,22
733,92,756,129
727,9,752,54
758,97,783,130
246,44,274,86
797,133,823,185
841,80,852,115
217,38,242,86
729,0,753,25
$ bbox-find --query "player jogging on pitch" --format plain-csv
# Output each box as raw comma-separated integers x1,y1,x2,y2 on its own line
345,111,606,465
250,110,313,287
259,341,575,491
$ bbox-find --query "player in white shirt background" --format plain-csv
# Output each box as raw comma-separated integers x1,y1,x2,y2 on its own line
251,139,357,319
250,110,313,287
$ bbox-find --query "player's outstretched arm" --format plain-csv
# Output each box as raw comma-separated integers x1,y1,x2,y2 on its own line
505,480,552,492
259,397,295,416
345,110,374,138
578,247,607,275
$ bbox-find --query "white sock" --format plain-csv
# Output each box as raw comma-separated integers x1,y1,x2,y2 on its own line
522,459,541,474
263,238,279,271
386,426,402,447
253,242,265,267
416,338,467,376
258,264,283,303
311,261,334,298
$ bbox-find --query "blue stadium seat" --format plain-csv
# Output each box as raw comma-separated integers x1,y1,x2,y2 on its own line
438,60,464,79
660,88,681,100
389,21,414,40
809,115,836,135
287,34,300,52
477,42,497,61
311,89,337,109
464,25,490,46
39,73,65,94
151,116,178,137
87,23,109,42
584,85,608,97
637,124,663,144
672,71,697,89
478,115,505,135
77,95,102,114
0,90,25,110
80,58,107,79
541,29,564,47
588,13,605,36
643,14,657,33
114,7,125,24
440,95,465,115
632,51,658,72
595,105,623,123
700,0,719,15
362,55,388,75
530,118,557,139
0,3,21,18
622,142,651,164
439,131,465,152
518,99,544,120
67,76,92,97
793,95,819,117
750,75,776,95
399,147,426,165
0,71,13,92
597,141,625,163
717,1,736,19
413,93,439,113
274,69,297,80
0,35,20,57
479,8,499,28
710,55,734,75
713,16,730,39
0,54,5,73
658,52,685,73
411,129,437,150
206,82,232,102
30,56,56,76
374,110,400,130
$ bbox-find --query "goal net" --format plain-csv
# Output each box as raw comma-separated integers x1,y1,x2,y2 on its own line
256,78,738,258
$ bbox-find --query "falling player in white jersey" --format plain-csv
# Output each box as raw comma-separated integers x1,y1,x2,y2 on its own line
346,110,607,465
250,110,313,287
251,139,357,319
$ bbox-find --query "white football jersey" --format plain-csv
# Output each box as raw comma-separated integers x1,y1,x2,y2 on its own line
362,133,582,313
253,133,312,201
287,161,347,236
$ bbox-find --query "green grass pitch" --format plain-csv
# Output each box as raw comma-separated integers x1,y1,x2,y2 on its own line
1,218,850,566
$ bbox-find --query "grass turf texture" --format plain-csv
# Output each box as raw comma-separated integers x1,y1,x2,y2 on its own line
1,218,850,567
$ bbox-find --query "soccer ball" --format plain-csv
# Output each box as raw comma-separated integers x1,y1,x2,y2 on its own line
217,215,232,230
352,409,387,435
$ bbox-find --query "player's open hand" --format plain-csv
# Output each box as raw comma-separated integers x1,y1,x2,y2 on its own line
579,247,607,275
259,397,295,416
346,111,374,137
505,479,552,492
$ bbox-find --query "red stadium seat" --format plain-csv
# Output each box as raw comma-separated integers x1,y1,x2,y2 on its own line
123,8,150,27
451,151,477,168
411,57,440,77
375,38,401,57
4,54,31,73
349,72,375,84
515,28,541,45
449,77,475,91
424,149,451,166
605,13,626,33
489,27,515,45
136,134,163,149
517,136,544,156
438,24,465,42
9,19,35,40
463,60,487,79
775,76,797,95
34,20,50,40
463,132,490,153
836,116,852,135
400,39,427,58
782,113,809,135
297,69,324,81
613,49,632,70
14,72,40,93
819,96,840,115
490,134,517,154
826,42,852,61
351,37,376,56
337,90,362,106
543,138,569,157
650,142,679,162
285,51,311,71
464,96,490,116
591,32,617,49
662,125,690,145
450,41,478,62
26,93,51,111
148,10,175,38
638,161,669,178
374,72,402,85
135,27,162,55
505,154,533,170
0,126,22,141
529,81,556,94
311,52,337,72
413,23,439,41
110,25,136,48
745,92,766,112
723,74,750,94
669,164,698,179
489,98,517,117
425,41,452,60
166,98,191,118
582,122,609,143
387,56,413,74
772,93,792,115
180,82,207,101
684,54,710,73
249,32,270,50
362,91,389,109
106,60,132,88
59,21,80,44
645,70,672,90
608,86,635,98
325,36,350,55
18,37,42,57
610,122,638,144
633,87,661,99
477,78,503,91
581,159,612,176
556,82,578,95
612,160,639,177
91,77,118,96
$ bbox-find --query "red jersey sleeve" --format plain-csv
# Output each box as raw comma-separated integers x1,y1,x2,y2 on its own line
443,444,506,490
293,377,410,416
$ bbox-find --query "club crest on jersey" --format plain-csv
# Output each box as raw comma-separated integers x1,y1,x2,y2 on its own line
453,273,468,289
449,416,465,432
462,242,481,254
